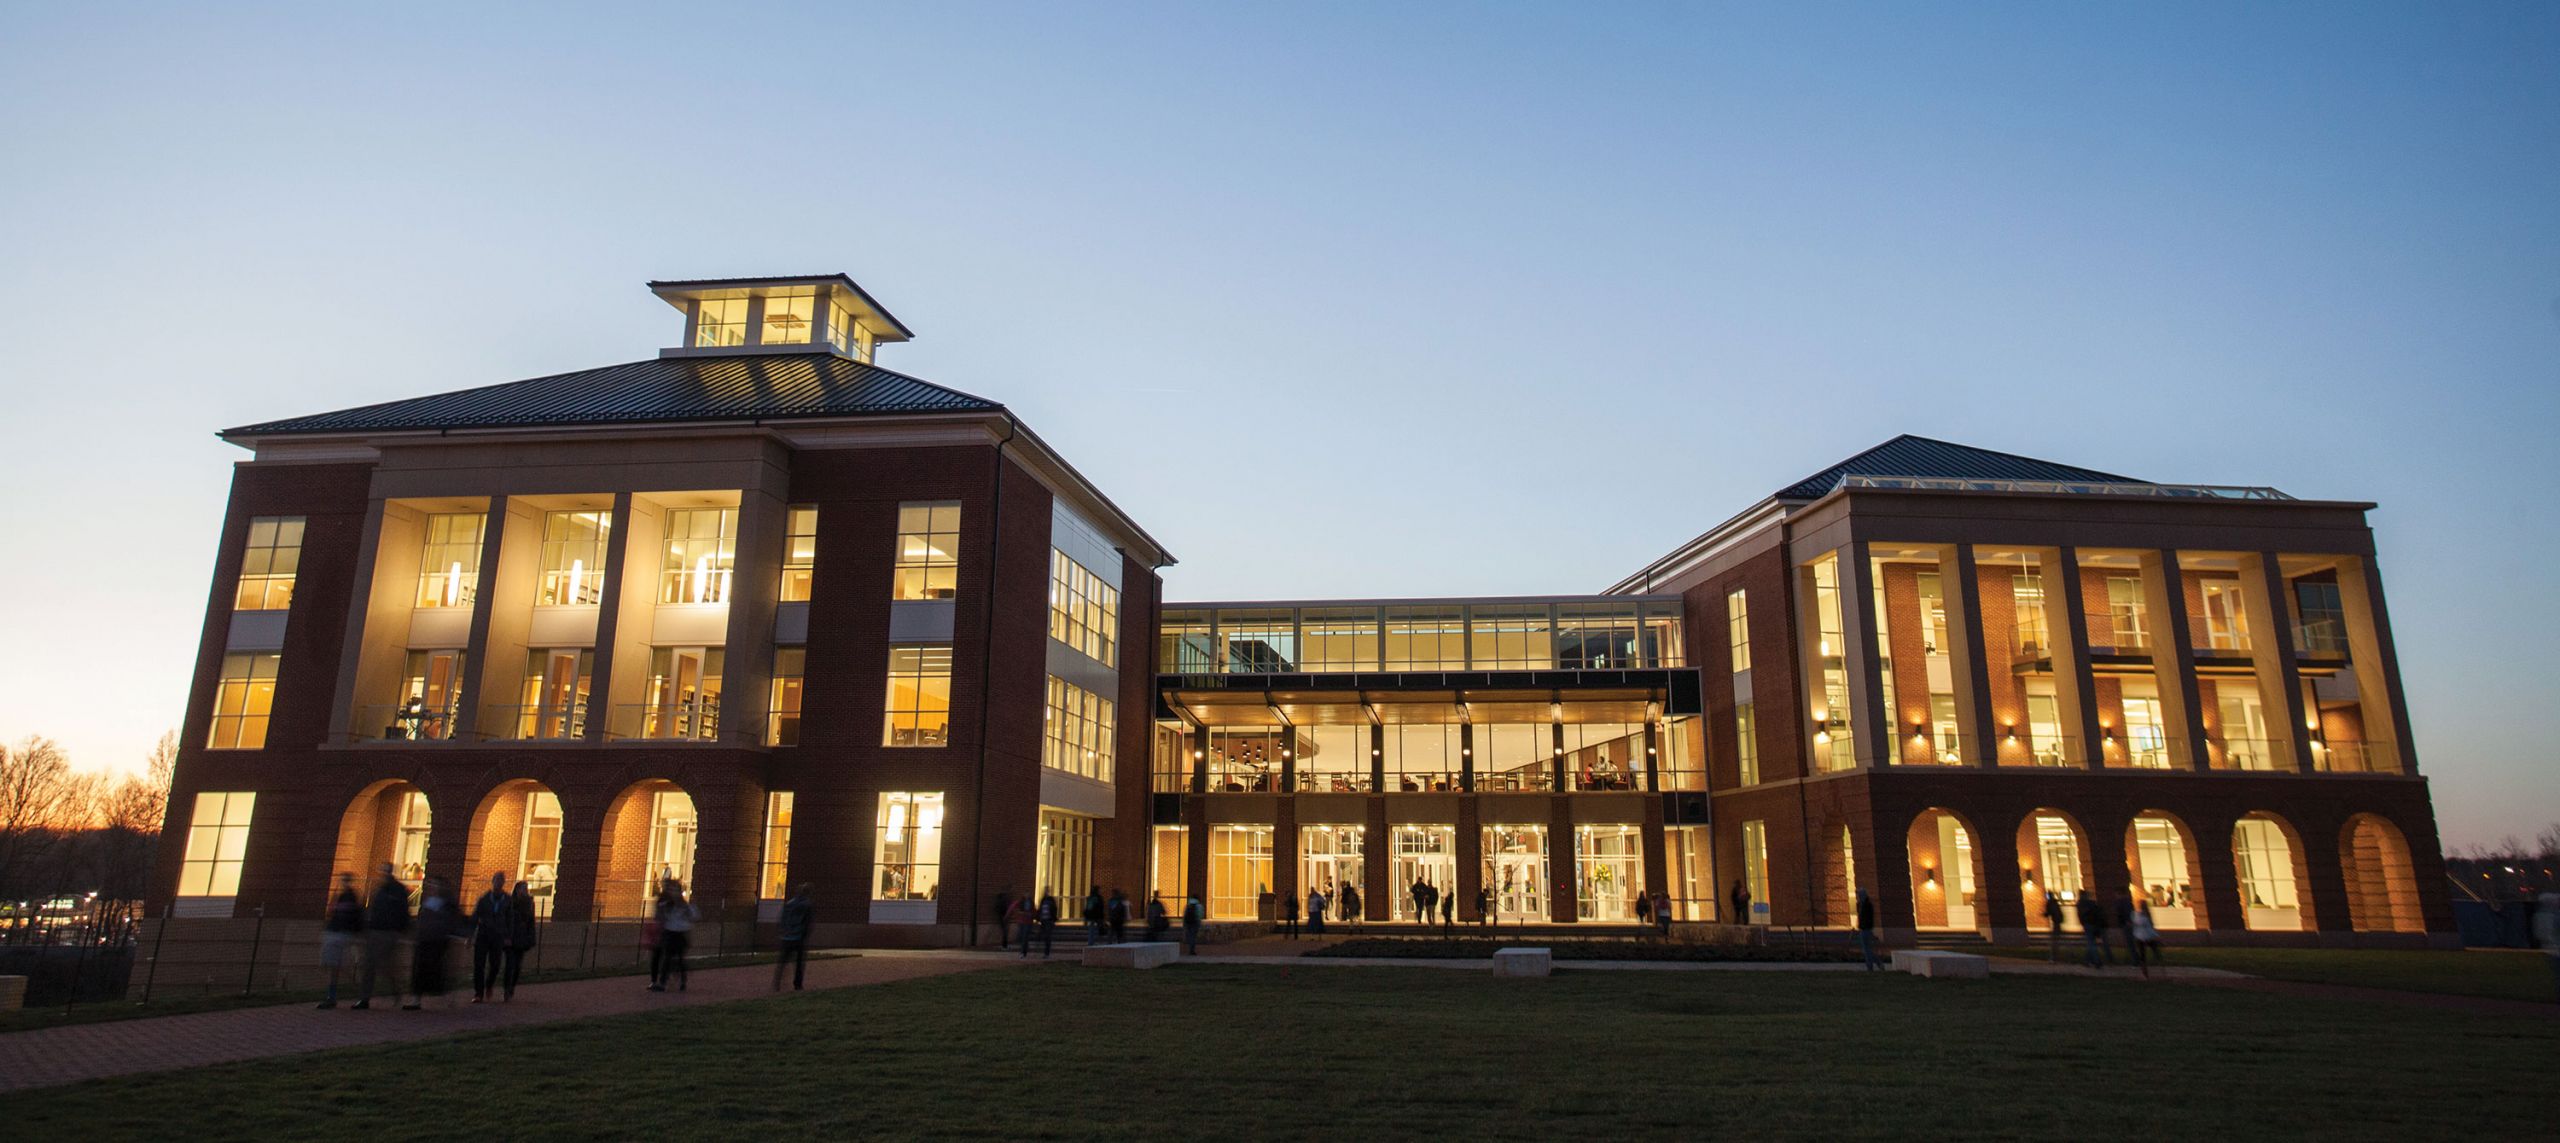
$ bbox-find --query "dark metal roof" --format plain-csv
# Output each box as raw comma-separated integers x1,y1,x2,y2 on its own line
221,353,1002,438
1776,434,2140,500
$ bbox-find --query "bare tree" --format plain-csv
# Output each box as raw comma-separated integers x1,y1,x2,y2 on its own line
87,732,177,940
0,737,90,908
2538,823,2560,867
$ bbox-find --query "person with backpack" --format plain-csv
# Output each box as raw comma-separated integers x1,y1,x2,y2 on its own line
1181,893,1204,954
1854,887,1881,971
405,877,458,1010
469,871,511,1003
774,883,815,991
1083,885,1106,945
502,879,538,1000
2042,887,2068,962
1033,888,1059,958
318,872,363,1009
1106,888,1131,944
1146,890,1170,942
650,878,699,991
1341,884,1362,932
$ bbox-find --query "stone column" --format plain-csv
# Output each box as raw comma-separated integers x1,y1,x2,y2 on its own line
2047,547,2104,769
1941,544,1998,767
2138,549,2209,769
2240,552,2311,772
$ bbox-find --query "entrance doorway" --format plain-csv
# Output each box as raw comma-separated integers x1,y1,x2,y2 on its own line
1482,825,1548,923
1388,826,1456,920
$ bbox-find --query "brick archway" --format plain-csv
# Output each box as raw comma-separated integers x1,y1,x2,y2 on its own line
2340,813,2423,933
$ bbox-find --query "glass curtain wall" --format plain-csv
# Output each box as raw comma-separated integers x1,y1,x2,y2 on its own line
1295,724,1372,792
1208,825,1273,920
1664,825,1710,920
1299,824,1364,906
1576,825,1645,922
1482,825,1548,922
1388,826,1457,920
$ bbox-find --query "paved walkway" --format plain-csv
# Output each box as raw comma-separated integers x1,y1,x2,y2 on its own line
0,950,1015,1095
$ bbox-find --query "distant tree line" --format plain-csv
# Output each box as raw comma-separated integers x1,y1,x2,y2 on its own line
2443,825,2560,904
0,732,174,944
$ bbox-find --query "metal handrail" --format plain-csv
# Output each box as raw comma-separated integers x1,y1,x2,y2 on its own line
1839,474,2293,500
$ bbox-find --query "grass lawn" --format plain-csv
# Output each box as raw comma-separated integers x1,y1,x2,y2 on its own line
1989,945,2557,1004
8,964,2554,1139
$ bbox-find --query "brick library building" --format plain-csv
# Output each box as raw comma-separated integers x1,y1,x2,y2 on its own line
156,273,2455,953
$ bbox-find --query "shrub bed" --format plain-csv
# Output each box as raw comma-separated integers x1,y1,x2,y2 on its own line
1305,938,1861,962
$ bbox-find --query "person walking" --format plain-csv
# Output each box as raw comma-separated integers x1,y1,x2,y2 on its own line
1146,890,1170,942
1107,888,1131,944
1410,877,1431,925
1341,884,1362,933
1636,890,1653,928
774,883,814,991
470,872,511,1003
2042,888,2067,962
2128,898,2161,978
356,862,409,1010
2075,891,2109,970
1083,885,1106,945
1306,888,1327,937
2110,891,2138,965
405,877,457,1010
1003,893,1031,953
1181,893,1204,954
1729,879,1751,927
318,872,363,1009
1477,887,1493,931
1653,891,1673,938
1854,887,1882,971
1280,890,1299,939
1035,888,1059,958
502,880,537,1001
650,878,699,991
1439,889,1454,935
2534,890,2560,1003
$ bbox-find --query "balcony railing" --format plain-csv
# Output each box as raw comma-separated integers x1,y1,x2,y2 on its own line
355,702,463,743
2311,740,2400,775
609,699,724,742
2293,619,2351,657
1837,474,2294,500
1995,734,2085,768
483,703,590,742
2207,738,2293,772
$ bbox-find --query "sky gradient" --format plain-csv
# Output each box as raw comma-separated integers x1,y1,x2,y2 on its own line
1,2,2553,848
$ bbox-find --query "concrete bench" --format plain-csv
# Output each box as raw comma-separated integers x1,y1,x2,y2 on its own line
1889,950,1989,978
1082,942,1179,969
1491,947,1553,977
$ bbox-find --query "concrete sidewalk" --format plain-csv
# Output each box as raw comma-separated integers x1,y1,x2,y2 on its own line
0,949,1015,1095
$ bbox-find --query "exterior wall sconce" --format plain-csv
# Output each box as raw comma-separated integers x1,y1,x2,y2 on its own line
1922,867,1939,887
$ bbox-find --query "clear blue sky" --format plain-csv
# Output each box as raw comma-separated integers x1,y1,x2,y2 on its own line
1,2,2552,848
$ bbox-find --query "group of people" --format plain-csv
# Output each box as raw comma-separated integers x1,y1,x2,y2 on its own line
320,864,540,1010
2041,889,2169,974
1000,887,1209,955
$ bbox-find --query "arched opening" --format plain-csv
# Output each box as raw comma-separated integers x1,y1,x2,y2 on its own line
2125,811,2203,930
2233,812,2310,931
2016,810,2090,933
599,780,696,919
465,780,566,919
2341,814,2424,933
1906,808,1984,932
333,780,432,895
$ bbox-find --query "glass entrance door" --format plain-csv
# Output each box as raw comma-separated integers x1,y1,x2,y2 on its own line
1388,826,1455,920
1482,825,1547,922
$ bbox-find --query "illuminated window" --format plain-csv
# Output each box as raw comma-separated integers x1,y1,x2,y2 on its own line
515,649,593,740
516,790,563,917
2234,817,2302,926
760,791,795,900
1299,607,1381,672
414,512,486,609
893,502,961,600
536,510,611,606
1468,604,1553,669
393,650,467,741
1383,606,1466,670
2106,576,2150,651
1740,819,1769,923
206,653,280,749
1735,703,1759,785
658,507,737,604
2200,580,2252,651
828,298,858,357
1042,675,1116,782
1209,824,1274,920
873,791,944,901
233,516,304,611
759,290,815,345
1037,812,1094,916
176,792,256,897
1726,589,1751,672
779,505,818,602
1575,824,1645,922
768,646,804,746
1048,551,1120,666
642,646,722,741
391,790,432,882
883,645,952,746
694,297,747,347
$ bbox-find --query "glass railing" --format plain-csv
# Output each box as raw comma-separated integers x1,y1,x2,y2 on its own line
1995,734,2084,768
2208,738,2291,772
354,702,463,742
2293,619,2351,656
483,703,590,742
609,699,723,742
2312,740,2399,775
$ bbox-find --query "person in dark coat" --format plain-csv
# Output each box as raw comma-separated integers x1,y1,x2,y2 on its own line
2110,890,2139,966
357,863,410,1010
1146,890,1170,942
2076,891,2110,969
1002,893,1031,952
319,872,364,1008
1341,884,1362,932
405,878,457,1010
502,880,538,1000
1280,890,1299,939
470,872,511,1003
1106,888,1131,944
1034,889,1059,958
1439,889,1454,934
1181,894,1204,954
2042,888,2068,962
1410,878,1432,924
1729,880,1752,926
1083,885,1106,944
1854,887,1881,971
773,883,814,991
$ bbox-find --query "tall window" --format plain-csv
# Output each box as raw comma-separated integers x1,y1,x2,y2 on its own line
1042,676,1116,782
1037,812,1095,915
694,297,747,347
893,502,961,600
658,507,738,604
1299,607,1381,672
828,298,858,356
873,792,944,901
176,792,256,897
2106,576,2149,650
1383,606,1466,670
1915,572,1950,655
414,512,486,608
206,653,280,749
517,790,563,917
233,516,304,611
2294,580,2347,654
1735,703,1759,785
759,290,815,345
394,649,467,740
1726,589,1751,672
760,792,795,900
2012,572,2049,654
1381,722,1459,791
1576,824,1646,922
1468,605,1553,669
516,649,593,740
1740,819,1769,923
642,647,723,741
1048,551,1121,666
779,505,818,602
2233,817,2301,917
883,645,953,746
2120,678,2168,768
768,646,805,746
1808,554,1853,772
2199,580,2251,651
1208,824,1274,920
537,510,611,606
391,790,432,882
